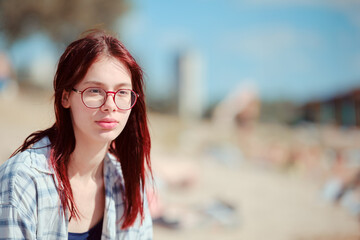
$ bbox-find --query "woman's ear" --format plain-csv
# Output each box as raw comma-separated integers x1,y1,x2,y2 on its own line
61,90,71,108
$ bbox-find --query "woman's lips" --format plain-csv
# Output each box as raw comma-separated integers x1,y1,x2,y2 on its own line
96,119,118,129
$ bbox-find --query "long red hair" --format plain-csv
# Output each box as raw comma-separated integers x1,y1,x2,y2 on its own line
11,29,152,229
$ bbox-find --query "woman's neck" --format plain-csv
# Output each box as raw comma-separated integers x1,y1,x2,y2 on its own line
67,140,109,181
67,139,107,232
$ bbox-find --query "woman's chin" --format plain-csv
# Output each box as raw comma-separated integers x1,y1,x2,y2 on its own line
96,130,121,143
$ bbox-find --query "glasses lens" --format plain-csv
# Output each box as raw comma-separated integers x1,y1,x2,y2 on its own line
82,88,106,108
115,90,137,109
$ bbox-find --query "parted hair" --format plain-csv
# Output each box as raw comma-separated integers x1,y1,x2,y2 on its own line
11,29,152,229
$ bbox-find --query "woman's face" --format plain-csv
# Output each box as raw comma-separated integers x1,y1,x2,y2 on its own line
62,56,133,146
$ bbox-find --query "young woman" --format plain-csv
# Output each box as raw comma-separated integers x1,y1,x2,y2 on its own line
0,30,153,239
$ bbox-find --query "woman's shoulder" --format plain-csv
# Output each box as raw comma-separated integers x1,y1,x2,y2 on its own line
0,150,34,180
0,137,52,175
0,137,53,204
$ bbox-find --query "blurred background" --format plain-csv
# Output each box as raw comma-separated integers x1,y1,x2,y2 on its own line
0,0,360,239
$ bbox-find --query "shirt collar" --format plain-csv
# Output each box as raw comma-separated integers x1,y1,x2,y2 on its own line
29,137,66,190
28,137,125,188
29,136,54,175
104,152,124,185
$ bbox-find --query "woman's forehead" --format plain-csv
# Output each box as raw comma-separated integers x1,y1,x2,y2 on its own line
78,56,132,88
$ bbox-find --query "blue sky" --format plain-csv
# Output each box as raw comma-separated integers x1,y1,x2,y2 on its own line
118,0,360,105
2,0,360,106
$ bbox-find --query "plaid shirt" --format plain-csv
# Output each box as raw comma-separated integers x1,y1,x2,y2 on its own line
0,137,153,240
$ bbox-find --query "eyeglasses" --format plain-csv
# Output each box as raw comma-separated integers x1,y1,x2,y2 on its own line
72,87,139,110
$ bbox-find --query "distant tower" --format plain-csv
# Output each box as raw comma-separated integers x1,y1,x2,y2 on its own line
175,49,205,120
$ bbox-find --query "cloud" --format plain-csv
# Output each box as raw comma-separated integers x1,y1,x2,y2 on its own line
158,29,194,50
232,0,360,28
220,25,322,63
217,25,334,101
236,0,360,8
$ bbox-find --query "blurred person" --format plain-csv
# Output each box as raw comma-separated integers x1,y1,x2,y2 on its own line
146,156,199,229
322,149,360,218
0,30,153,239
212,82,260,131
211,82,262,165
334,169,360,218
0,52,18,99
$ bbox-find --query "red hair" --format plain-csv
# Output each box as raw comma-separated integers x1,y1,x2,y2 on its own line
11,29,152,229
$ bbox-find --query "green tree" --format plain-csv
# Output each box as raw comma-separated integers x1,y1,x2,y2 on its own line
0,0,129,45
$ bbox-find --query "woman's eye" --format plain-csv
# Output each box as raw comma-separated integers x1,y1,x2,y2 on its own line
118,90,129,95
88,88,102,94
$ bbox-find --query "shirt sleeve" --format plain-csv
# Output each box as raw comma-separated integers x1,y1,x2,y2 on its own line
0,203,36,239
0,157,38,240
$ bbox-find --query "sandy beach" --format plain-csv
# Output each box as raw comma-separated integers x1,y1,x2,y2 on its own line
0,89,359,239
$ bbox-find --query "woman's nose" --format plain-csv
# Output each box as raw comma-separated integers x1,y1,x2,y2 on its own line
100,93,118,112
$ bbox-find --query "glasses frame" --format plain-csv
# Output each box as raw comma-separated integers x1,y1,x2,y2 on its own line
72,87,139,110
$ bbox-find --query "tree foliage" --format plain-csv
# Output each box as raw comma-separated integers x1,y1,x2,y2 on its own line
0,0,129,45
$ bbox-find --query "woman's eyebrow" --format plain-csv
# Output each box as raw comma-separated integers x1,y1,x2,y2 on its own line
115,83,132,88
82,81,103,86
